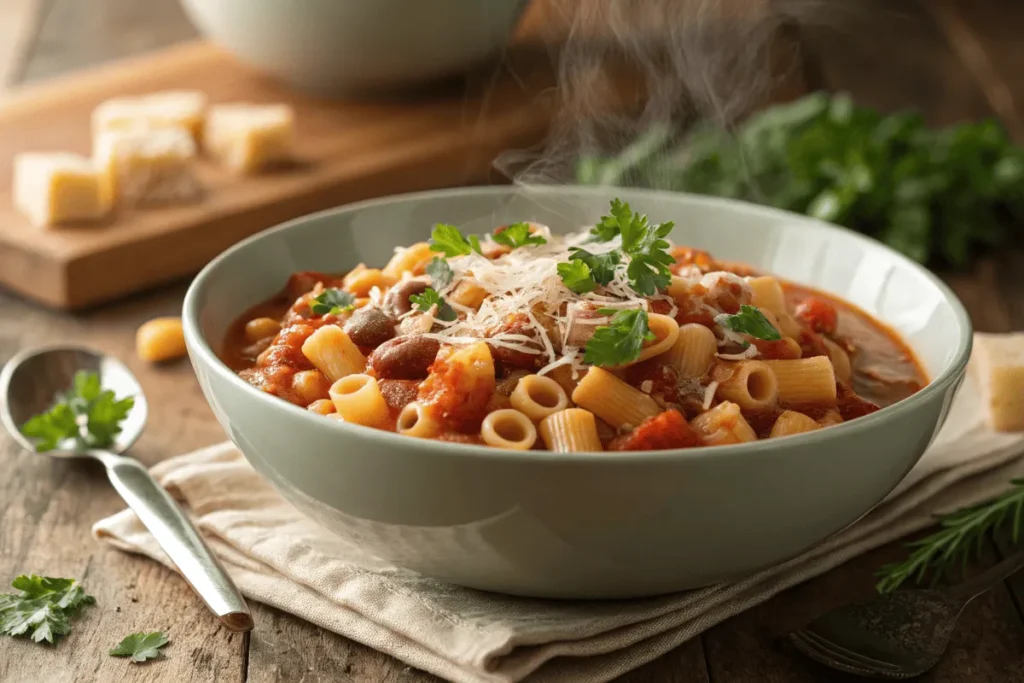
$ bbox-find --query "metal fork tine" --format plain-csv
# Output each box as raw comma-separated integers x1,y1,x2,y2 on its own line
790,631,890,677
797,628,905,672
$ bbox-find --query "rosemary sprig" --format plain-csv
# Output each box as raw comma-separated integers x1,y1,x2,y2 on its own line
875,479,1024,594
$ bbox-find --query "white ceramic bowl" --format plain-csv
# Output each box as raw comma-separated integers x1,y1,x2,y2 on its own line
179,0,530,95
183,186,972,599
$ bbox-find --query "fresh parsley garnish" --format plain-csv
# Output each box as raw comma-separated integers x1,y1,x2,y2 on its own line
876,479,1024,593
714,305,782,341
310,288,355,316
492,222,547,249
569,248,620,286
425,257,453,290
409,287,457,322
0,575,96,644
583,309,655,366
430,223,482,257
110,631,170,663
589,200,675,295
20,371,134,452
557,260,598,294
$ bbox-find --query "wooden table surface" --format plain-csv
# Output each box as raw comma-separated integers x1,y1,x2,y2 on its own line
2,1,1024,681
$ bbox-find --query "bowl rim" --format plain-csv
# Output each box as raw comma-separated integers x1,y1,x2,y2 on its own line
183,185,973,464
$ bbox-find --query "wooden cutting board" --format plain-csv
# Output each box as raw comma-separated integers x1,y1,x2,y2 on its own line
0,41,558,310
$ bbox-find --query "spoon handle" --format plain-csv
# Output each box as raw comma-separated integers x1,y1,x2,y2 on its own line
102,452,254,632
949,547,1024,603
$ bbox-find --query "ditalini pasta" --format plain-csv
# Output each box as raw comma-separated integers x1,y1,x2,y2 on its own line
222,199,928,450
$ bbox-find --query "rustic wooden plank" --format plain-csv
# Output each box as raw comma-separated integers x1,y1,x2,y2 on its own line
19,0,197,84
0,0,46,88
0,285,246,683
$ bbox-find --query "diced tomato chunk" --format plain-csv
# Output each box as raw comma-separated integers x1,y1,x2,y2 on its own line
795,297,838,336
608,409,701,451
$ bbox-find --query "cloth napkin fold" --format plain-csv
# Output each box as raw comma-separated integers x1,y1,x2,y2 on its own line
94,373,1024,683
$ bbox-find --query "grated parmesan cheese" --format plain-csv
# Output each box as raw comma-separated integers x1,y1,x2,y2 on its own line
717,345,760,361
702,381,719,410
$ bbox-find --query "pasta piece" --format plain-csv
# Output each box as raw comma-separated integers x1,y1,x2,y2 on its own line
307,399,336,415
777,312,804,339
747,276,786,315
396,402,442,438
343,264,397,297
448,278,489,310
818,409,844,427
690,401,757,445
769,410,821,438
666,275,694,307
302,325,367,382
539,409,603,452
383,242,433,278
716,360,778,411
972,332,1024,431
546,364,580,397
136,317,186,363
510,375,570,422
571,367,661,430
666,323,718,377
329,374,389,428
291,369,331,404
481,409,537,450
822,337,852,384
763,356,837,405
244,316,281,343
635,314,681,364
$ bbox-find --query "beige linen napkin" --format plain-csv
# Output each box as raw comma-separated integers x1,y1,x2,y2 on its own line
94,373,1024,683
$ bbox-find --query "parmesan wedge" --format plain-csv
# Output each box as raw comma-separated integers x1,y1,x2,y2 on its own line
13,153,109,228
92,90,207,142
93,126,201,207
204,103,295,174
972,332,1024,432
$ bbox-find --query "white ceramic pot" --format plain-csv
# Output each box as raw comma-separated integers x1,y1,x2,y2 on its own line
179,0,531,95
183,186,972,599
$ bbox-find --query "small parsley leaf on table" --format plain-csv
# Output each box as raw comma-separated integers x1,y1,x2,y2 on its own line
492,222,547,249
0,575,95,644
557,260,597,294
430,223,482,257
110,631,170,663
20,371,134,453
410,287,457,322
310,288,355,316
425,257,454,290
584,309,655,366
714,305,782,341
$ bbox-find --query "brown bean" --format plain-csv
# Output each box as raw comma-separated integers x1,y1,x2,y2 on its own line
378,379,420,411
369,335,441,379
343,307,397,348
382,279,429,317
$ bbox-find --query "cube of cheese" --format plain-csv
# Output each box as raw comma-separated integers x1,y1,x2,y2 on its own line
92,90,207,142
13,153,110,228
93,126,201,207
972,332,1024,431
204,103,294,174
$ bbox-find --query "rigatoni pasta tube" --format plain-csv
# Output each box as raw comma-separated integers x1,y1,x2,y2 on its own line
747,276,786,315
342,264,397,297
481,409,537,450
383,242,433,278
539,409,603,452
572,367,661,430
396,402,442,438
511,375,569,422
822,337,852,384
763,356,837,404
329,374,389,428
302,325,366,382
770,410,820,438
634,314,680,364
716,360,778,411
666,323,718,377
690,401,757,445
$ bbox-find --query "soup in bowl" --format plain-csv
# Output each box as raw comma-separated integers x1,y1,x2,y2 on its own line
183,186,971,598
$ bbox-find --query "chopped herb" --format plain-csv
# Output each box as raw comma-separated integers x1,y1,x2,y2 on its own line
110,631,170,663
584,309,655,367
409,287,457,322
590,199,675,295
425,257,453,290
557,259,597,294
430,223,482,257
492,222,547,249
714,305,782,341
568,248,620,286
310,288,355,316
0,575,96,644
20,371,134,452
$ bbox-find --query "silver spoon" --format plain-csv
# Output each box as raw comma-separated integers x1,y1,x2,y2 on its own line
0,345,253,633
789,547,1024,679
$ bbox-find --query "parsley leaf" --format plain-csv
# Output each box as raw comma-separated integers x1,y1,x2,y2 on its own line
568,248,620,286
20,371,135,453
714,305,782,341
0,575,95,644
590,200,675,295
492,222,547,249
430,224,482,257
584,309,656,367
110,631,170,663
425,257,453,290
590,198,631,241
557,259,597,294
409,287,457,322
310,288,355,316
